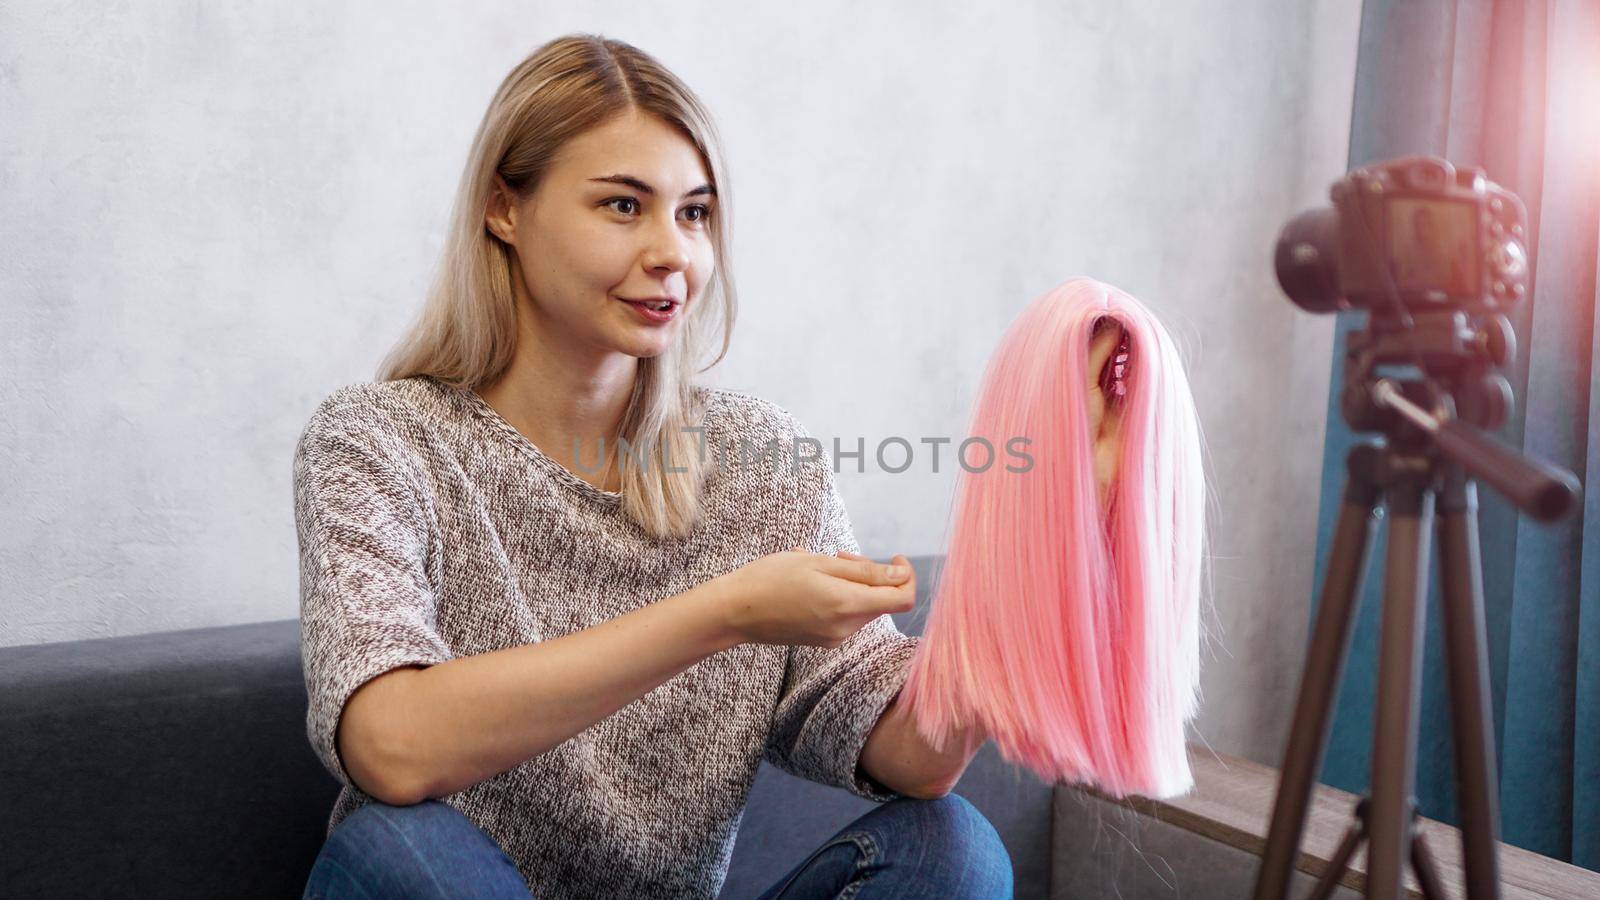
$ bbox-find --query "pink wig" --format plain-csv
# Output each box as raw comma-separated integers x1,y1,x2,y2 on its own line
899,276,1206,799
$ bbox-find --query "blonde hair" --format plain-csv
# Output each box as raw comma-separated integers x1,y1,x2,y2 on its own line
378,33,738,541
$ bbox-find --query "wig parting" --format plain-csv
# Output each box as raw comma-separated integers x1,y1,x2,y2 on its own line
899,276,1206,799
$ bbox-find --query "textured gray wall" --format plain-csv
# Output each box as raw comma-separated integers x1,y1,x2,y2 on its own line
0,1,1359,767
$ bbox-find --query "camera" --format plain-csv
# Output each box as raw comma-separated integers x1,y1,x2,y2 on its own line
1273,155,1530,319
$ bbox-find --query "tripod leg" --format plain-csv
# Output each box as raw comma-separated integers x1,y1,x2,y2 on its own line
1435,465,1504,899
1253,445,1384,900
1367,477,1435,900
1410,822,1449,900
1306,813,1365,900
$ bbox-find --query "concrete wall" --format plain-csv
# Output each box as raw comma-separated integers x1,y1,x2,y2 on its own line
1,1,1361,767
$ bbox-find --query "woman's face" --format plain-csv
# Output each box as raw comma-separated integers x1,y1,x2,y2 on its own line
486,110,717,362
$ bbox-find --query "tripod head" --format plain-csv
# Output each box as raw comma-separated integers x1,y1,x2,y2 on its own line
1340,309,1513,434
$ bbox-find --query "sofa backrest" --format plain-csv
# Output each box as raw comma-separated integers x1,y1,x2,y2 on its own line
0,555,1052,898
1,618,334,898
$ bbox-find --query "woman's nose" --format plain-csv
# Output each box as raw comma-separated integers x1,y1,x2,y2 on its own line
641,217,693,273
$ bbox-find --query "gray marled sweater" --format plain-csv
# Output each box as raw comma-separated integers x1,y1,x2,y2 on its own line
291,374,919,898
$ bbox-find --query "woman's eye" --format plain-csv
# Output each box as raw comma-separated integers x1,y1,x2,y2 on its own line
604,198,712,224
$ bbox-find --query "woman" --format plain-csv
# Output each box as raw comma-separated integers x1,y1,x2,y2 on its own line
295,32,1121,899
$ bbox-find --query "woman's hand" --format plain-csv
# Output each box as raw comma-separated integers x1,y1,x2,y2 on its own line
712,547,916,649
1088,320,1130,508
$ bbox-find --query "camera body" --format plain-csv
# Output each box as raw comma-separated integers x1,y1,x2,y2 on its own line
1275,155,1529,318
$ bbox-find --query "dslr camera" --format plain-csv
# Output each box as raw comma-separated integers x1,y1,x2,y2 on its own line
1274,154,1529,319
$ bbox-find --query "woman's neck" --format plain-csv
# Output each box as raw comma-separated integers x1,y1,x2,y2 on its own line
477,322,637,491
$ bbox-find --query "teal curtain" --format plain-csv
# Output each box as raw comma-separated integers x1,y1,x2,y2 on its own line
1311,0,1600,869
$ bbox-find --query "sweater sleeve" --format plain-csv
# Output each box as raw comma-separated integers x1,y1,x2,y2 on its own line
763,448,921,802
292,401,453,792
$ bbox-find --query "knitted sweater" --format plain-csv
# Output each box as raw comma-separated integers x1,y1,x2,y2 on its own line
291,375,920,899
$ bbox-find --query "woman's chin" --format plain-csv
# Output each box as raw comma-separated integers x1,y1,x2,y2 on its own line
612,336,673,360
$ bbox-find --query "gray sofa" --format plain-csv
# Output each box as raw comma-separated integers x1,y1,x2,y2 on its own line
0,555,1052,898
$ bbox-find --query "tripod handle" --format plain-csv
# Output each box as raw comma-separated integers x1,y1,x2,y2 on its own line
1370,378,1581,522
1433,418,1582,521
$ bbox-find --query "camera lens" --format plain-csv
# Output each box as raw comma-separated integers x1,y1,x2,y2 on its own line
1274,208,1345,314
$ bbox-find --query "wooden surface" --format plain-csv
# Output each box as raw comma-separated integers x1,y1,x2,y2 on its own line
1066,745,1600,899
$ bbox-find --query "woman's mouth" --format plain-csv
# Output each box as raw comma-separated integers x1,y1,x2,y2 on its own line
620,297,679,324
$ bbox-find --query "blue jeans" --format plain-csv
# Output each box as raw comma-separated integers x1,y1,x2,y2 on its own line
303,793,1013,899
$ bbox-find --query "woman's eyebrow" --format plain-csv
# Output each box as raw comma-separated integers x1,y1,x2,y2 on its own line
589,174,716,199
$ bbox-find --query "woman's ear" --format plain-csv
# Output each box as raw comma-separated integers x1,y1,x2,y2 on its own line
484,175,519,244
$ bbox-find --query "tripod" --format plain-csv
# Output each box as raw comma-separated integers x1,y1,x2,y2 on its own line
1251,317,1582,900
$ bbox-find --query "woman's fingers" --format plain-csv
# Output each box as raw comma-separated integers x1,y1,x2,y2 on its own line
824,551,916,614
819,552,910,586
